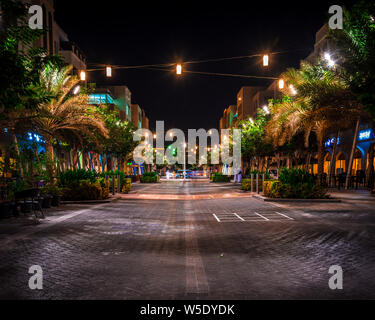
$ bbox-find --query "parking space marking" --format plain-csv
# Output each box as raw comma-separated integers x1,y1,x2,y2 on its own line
213,214,221,222
233,213,245,221
275,211,294,220
254,212,270,221
212,211,295,223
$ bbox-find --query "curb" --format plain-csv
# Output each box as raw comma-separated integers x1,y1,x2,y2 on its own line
61,197,120,205
253,195,342,203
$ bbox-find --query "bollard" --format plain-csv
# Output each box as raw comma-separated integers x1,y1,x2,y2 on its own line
262,174,265,193
251,174,254,193
256,174,259,194
112,176,115,196
117,175,121,193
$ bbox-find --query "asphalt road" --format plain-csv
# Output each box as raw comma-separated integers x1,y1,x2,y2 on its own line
0,181,375,300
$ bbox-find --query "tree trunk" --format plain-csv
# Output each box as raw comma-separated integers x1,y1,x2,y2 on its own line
317,138,325,186
276,153,281,170
11,133,24,177
345,119,360,190
366,144,374,189
45,138,57,183
328,130,340,187
305,153,311,172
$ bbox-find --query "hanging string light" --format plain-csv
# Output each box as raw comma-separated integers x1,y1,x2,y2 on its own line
106,66,112,77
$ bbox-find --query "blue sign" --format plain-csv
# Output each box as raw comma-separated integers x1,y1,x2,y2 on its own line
325,137,341,148
358,129,374,141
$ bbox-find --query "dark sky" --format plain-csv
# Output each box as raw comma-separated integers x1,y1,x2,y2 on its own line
54,1,355,131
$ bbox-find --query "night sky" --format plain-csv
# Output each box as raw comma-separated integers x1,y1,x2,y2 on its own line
54,1,355,131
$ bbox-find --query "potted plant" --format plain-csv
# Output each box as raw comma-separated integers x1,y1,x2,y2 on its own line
41,185,62,207
40,187,53,208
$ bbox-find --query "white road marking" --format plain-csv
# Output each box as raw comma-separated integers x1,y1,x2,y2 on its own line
254,212,270,221
275,211,294,220
213,214,221,222
233,213,245,221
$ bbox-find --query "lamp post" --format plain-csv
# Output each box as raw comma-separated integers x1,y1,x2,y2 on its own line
183,143,187,180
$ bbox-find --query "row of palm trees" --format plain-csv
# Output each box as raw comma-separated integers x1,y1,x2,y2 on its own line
5,63,135,183
263,59,370,188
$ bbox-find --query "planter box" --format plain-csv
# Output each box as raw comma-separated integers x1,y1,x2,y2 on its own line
51,196,61,207
21,202,32,214
0,202,13,219
41,196,52,209
253,195,341,203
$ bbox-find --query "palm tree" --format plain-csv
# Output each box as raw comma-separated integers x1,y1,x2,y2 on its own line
26,64,108,175
266,61,364,185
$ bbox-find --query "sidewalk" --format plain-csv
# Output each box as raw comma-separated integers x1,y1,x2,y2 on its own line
328,189,375,201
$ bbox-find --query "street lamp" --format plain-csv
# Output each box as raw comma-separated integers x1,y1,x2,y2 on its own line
263,54,269,67
262,105,270,114
176,64,182,75
183,142,187,180
73,85,81,95
289,84,297,95
106,66,112,78
80,70,86,81
324,52,335,68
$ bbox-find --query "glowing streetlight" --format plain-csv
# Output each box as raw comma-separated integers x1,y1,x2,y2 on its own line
73,85,81,95
176,64,182,75
153,134,157,139
324,52,335,68
289,85,297,95
262,105,270,114
263,54,269,67
278,79,285,90
80,70,86,81
106,66,112,77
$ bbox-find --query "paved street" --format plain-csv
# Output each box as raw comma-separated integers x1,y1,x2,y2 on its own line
1,181,375,300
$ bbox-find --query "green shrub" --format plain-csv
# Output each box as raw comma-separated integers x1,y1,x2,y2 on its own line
59,169,98,187
279,168,315,187
41,185,63,197
263,180,280,197
61,180,108,201
211,173,231,183
241,179,251,191
140,175,159,183
122,178,132,193
263,169,328,199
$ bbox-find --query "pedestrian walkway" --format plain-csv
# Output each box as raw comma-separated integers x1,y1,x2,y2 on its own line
329,189,375,201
